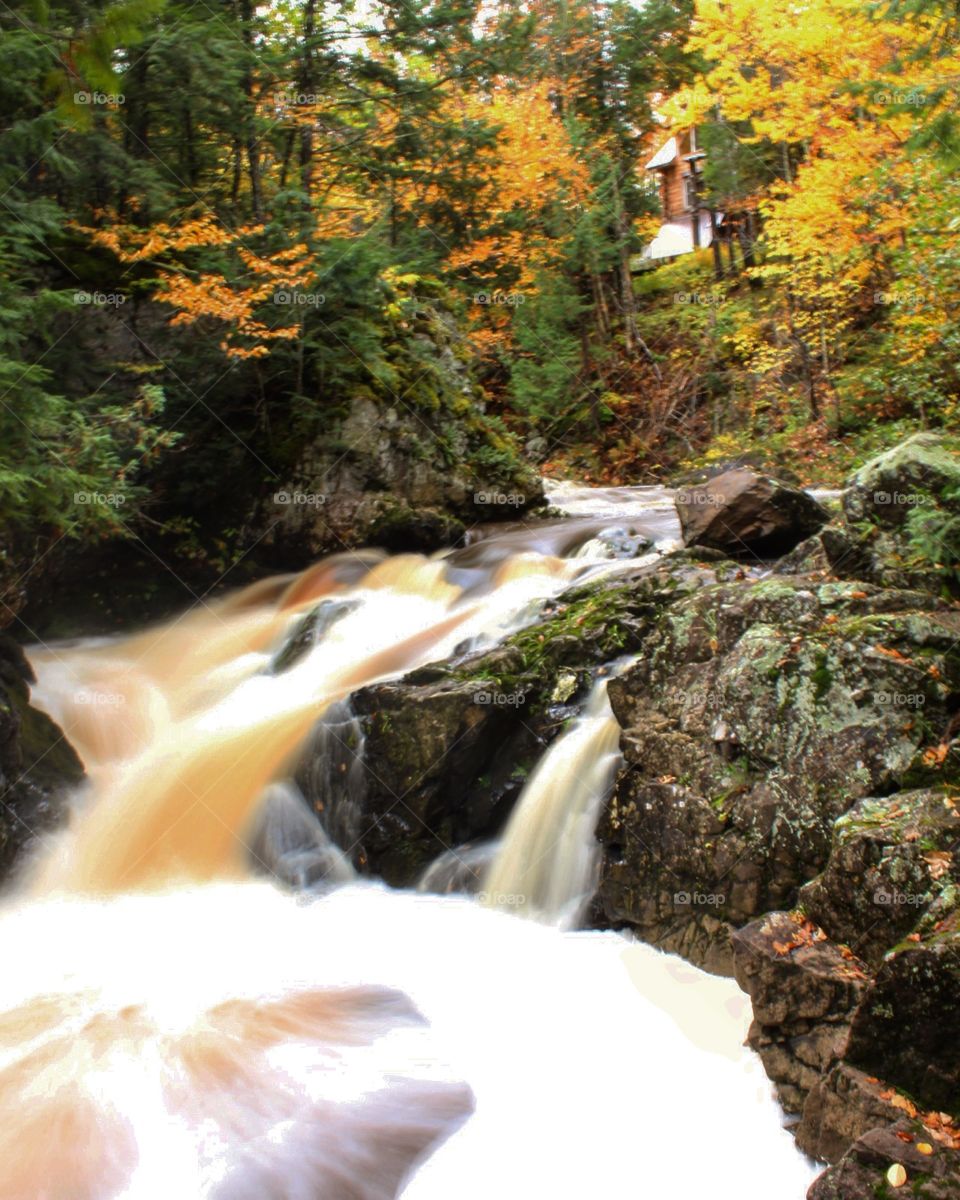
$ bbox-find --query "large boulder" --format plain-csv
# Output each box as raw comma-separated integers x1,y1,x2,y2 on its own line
843,432,960,530
294,558,739,886
597,575,960,972
784,433,960,594
675,468,828,557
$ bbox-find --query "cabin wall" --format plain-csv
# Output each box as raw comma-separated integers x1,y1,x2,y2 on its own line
660,165,689,220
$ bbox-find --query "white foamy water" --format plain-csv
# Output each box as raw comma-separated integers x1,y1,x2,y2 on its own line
6,497,816,1199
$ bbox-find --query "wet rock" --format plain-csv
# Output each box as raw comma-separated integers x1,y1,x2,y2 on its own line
301,677,526,886
0,636,83,882
366,505,466,553
675,468,828,557
296,561,730,887
808,1119,960,1200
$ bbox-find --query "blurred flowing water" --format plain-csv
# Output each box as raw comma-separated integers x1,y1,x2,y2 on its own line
5,483,816,1199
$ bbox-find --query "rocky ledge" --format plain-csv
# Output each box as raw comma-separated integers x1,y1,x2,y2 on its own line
293,430,960,1197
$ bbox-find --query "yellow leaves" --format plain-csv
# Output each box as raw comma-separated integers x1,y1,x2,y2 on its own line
82,207,322,358
689,0,908,143
886,1163,907,1188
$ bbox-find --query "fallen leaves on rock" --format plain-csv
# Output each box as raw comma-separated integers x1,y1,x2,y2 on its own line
923,742,950,767
923,849,952,880
874,644,913,663
887,1163,907,1187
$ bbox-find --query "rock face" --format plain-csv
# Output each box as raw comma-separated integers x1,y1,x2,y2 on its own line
0,637,83,882
596,575,960,973
728,784,960,1173
732,912,870,1116
253,304,542,562
295,557,742,886
846,936,960,1115
675,467,828,557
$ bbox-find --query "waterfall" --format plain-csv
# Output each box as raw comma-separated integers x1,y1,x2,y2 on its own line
297,698,368,853
482,675,622,927
8,522,816,1200
248,780,355,890
417,841,499,896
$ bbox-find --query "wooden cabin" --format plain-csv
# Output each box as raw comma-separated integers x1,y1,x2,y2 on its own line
642,128,720,262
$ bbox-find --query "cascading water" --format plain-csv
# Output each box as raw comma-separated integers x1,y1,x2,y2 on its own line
482,672,623,927
297,698,369,853
1,494,817,1200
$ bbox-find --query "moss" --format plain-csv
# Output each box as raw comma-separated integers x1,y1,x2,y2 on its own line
7,688,83,789
812,649,834,702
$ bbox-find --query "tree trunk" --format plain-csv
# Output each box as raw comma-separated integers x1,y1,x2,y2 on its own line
298,0,317,200
238,0,263,220
726,232,738,274
611,166,638,353
709,209,724,280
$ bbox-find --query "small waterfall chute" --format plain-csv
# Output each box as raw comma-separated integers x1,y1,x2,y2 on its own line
482,673,623,928
248,780,355,891
297,697,369,854
417,841,499,896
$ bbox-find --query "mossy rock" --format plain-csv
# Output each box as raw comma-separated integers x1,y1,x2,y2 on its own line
597,574,960,970
800,789,960,967
0,637,83,882
843,432,960,531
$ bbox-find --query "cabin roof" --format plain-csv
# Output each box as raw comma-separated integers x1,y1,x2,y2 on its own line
644,136,677,171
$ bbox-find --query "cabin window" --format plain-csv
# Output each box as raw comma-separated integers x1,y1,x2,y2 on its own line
683,173,699,210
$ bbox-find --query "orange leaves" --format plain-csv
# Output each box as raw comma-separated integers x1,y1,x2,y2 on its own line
922,743,950,769
81,209,320,359
83,215,237,262
874,644,913,663
444,79,587,283
923,850,952,881
771,913,827,956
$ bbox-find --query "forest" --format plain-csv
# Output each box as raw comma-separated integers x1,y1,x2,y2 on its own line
3,0,959,618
